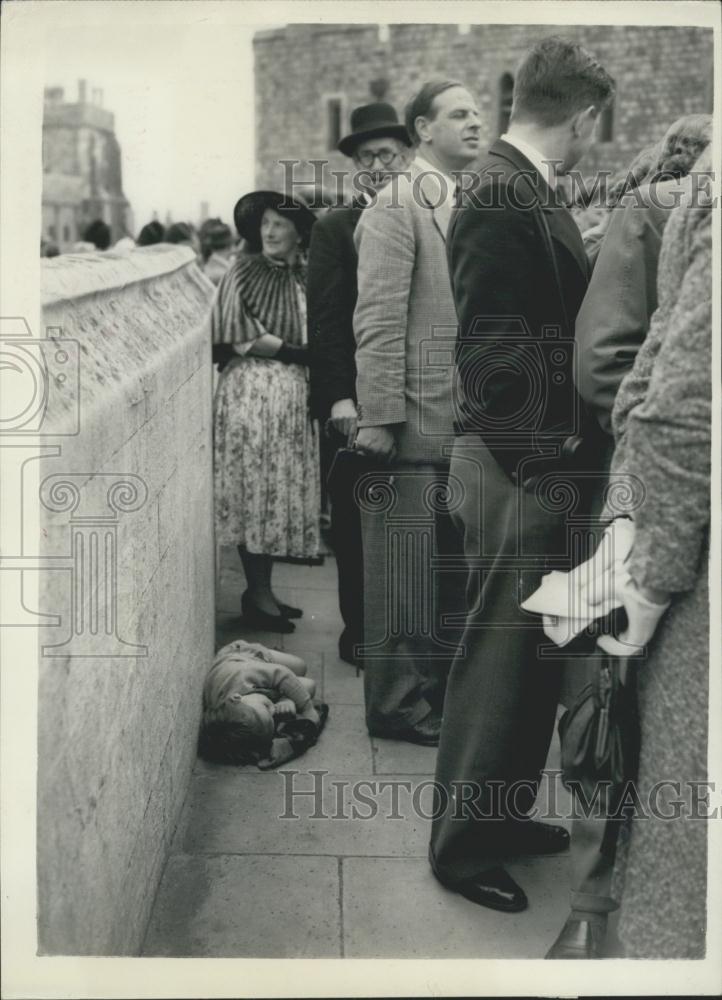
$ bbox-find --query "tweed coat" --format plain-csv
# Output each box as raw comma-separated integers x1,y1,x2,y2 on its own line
610,198,712,958
353,159,458,466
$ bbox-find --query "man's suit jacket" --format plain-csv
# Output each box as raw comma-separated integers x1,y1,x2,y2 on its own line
575,177,688,438
448,138,593,483
353,160,458,466
307,203,364,422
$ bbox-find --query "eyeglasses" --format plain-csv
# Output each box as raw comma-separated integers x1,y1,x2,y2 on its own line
354,148,400,168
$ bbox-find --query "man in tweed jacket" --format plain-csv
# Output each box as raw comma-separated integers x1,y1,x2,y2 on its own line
352,80,481,744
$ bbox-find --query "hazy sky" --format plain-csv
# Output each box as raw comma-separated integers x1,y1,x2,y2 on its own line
44,13,264,230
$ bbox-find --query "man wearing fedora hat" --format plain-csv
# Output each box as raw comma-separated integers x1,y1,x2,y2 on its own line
307,102,412,669
352,81,482,744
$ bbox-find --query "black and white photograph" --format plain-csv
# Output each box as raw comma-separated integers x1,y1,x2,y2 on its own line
1,1,720,997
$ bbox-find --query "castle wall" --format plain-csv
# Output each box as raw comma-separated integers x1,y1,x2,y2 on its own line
254,24,713,191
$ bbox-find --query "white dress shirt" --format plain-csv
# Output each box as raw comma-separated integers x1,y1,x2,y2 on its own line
500,132,558,192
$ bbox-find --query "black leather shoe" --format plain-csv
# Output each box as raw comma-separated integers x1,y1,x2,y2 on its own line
433,864,528,913
241,592,295,634
505,820,570,856
371,714,441,746
275,600,303,619
545,917,607,959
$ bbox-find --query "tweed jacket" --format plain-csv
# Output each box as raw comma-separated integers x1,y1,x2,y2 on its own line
307,203,364,422
609,198,711,961
611,199,711,594
448,139,594,483
575,177,689,437
353,159,458,466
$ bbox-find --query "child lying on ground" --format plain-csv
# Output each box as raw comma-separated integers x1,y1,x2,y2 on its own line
198,640,328,767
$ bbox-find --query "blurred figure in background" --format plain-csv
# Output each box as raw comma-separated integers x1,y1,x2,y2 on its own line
166,222,201,262
576,114,712,438
137,220,166,246
113,236,137,252
579,113,712,266
200,218,235,285
41,239,60,258
82,219,111,251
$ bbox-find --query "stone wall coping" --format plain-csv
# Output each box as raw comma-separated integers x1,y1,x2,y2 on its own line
41,245,201,308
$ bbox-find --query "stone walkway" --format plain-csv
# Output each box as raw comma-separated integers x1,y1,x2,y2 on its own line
143,549,573,958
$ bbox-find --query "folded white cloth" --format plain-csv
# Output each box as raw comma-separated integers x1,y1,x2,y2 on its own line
522,518,648,649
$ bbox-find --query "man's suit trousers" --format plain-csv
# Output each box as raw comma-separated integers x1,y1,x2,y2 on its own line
360,463,466,736
430,437,569,879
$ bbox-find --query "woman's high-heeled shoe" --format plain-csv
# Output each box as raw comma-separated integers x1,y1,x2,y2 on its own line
241,591,295,633
275,600,303,619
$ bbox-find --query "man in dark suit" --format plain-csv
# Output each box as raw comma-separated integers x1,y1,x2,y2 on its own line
429,37,615,916
307,103,412,667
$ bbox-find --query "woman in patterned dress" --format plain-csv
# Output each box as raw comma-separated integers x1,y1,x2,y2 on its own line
212,191,319,633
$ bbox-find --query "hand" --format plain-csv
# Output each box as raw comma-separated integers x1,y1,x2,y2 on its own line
635,582,671,606
579,518,635,609
272,698,297,720
330,398,358,444
354,425,396,463
596,574,670,657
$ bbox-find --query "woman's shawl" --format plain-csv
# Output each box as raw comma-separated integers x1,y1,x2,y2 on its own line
210,252,307,347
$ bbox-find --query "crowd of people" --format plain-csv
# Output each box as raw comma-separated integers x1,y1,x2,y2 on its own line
50,33,711,962
41,214,237,286
204,35,712,962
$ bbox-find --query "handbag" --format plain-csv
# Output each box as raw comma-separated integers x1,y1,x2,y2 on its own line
557,654,640,796
326,445,381,494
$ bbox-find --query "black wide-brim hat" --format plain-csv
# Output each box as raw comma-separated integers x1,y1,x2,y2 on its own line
233,190,318,252
337,101,411,157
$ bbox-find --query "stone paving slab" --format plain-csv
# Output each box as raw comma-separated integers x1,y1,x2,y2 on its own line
180,771,435,858
372,735,439,775
267,560,339,592
143,854,341,957
323,652,365,706
214,612,290,653
299,703,374,774
342,854,572,959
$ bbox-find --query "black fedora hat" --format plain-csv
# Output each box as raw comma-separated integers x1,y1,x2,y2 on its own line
337,102,411,157
233,190,318,252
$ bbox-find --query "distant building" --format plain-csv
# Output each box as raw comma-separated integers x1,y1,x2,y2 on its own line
42,80,132,251
254,23,714,192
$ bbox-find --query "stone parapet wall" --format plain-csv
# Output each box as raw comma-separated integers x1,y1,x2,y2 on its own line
35,245,216,954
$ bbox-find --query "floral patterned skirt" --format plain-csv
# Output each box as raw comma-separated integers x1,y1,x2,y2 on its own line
214,357,320,558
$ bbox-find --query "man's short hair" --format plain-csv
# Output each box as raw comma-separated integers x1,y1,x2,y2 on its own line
511,36,615,127
404,79,463,145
